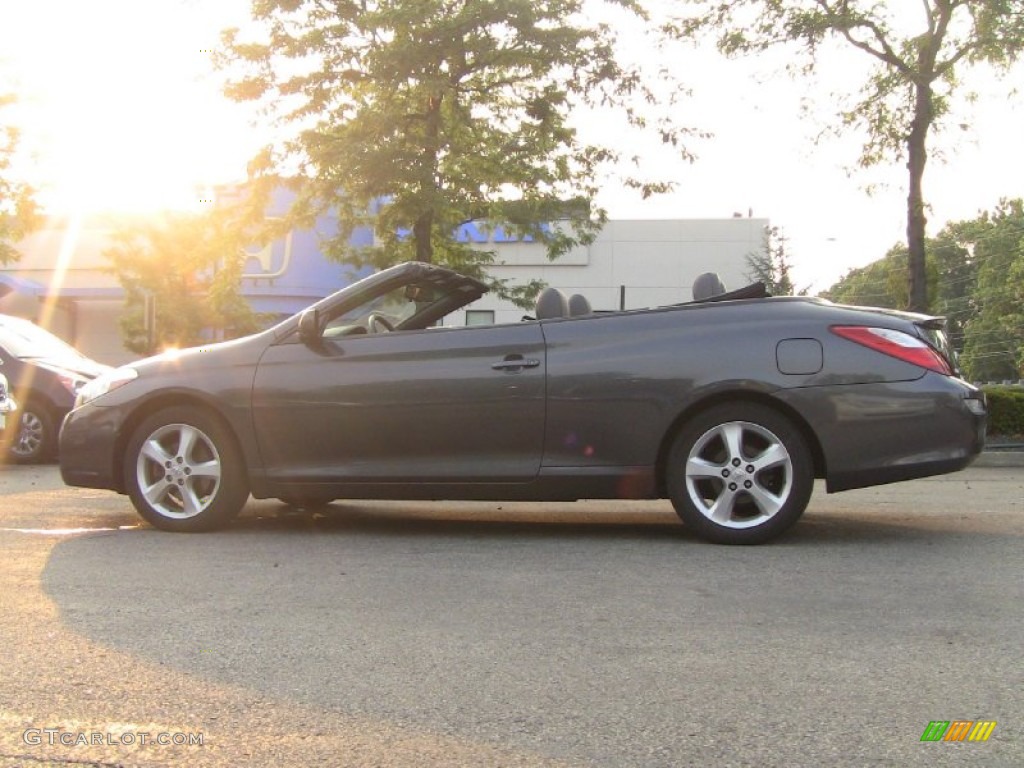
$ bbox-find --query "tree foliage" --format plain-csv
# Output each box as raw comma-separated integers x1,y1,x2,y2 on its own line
105,207,263,355
822,246,935,310
953,199,1024,380
744,225,807,295
824,198,1024,381
217,0,680,307
666,1,1024,313
0,93,39,265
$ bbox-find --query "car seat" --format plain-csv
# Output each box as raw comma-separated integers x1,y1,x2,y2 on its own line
692,272,727,301
568,293,592,316
535,287,569,319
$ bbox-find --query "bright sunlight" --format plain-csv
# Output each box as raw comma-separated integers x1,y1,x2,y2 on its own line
0,0,260,215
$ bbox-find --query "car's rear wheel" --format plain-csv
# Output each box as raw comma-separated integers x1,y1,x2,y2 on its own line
667,403,813,545
123,406,249,532
7,401,57,463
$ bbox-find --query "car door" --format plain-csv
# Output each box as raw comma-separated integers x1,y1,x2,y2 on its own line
251,322,546,484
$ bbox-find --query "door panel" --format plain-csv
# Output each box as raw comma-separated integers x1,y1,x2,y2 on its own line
252,324,546,483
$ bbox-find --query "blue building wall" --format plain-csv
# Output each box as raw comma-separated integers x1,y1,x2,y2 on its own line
237,187,374,320
235,188,552,322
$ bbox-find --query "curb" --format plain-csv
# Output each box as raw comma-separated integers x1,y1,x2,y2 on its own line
974,451,1024,468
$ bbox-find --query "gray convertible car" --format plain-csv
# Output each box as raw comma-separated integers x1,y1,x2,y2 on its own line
59,262,986,544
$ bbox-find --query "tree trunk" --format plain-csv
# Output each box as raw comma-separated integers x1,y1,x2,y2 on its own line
905,82,932,313
412,93,442,264
413,210,433,262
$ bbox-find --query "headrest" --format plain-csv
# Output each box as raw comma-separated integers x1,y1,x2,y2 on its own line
567,293,592,316
692,272,727,301
535,287,569,319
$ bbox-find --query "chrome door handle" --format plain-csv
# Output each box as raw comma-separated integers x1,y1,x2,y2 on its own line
491,357,540,370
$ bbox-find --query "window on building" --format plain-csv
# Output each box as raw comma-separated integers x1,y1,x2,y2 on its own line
465,310,495,326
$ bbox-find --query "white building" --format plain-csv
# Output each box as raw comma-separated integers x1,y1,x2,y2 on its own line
457,217,769,326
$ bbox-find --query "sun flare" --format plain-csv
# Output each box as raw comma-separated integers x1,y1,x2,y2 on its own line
1,0,259,215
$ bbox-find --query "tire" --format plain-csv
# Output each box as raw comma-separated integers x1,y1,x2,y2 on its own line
666,403,813,545
123,406,249,532
7,401,57,463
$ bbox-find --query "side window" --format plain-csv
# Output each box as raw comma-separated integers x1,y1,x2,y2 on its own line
465,310,495,326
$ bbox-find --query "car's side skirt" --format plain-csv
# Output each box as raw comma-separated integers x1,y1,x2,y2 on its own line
259,466,659,503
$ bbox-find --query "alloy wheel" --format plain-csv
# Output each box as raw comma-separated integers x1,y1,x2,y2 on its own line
135,423,223,520
12,410,45,458
683,420,794,530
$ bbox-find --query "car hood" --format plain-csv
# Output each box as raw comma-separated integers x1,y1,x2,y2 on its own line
130,333,270,376
31,355,113,379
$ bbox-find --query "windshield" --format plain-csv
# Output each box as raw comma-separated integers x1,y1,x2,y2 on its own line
337,285,421,327
322,280,463,338
0,317,88,360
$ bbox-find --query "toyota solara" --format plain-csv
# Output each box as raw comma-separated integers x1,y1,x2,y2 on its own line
59,262,986,544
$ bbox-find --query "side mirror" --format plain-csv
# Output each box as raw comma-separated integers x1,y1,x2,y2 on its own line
297,308,322,347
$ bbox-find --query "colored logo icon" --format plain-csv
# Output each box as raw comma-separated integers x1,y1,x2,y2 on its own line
920,721,997,742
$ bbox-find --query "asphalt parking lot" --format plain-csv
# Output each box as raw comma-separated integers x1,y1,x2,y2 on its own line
0,462,1021,767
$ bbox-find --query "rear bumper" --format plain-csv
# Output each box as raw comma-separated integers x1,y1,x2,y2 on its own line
778,374,986,492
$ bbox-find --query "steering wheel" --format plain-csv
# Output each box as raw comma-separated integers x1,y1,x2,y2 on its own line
367,313,395,333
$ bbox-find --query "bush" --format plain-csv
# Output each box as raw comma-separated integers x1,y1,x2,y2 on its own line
984,386,1024,438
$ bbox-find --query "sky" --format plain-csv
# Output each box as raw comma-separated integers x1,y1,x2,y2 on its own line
1,0,1022,293
0,0,252,211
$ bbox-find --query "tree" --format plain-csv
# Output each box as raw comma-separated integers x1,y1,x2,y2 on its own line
105,206,263,355
744,225,806,295
821,249,903,309
925,220,979,356
666,1,1024,313
0,92,39,264
953,199,1024,380
217,0,678,307
822,199,1024,381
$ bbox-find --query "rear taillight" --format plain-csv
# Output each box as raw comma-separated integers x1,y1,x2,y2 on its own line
830,326,953,375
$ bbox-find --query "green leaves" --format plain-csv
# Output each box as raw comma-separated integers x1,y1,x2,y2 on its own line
823,198,1024,381
0,93,39,266
665,1,1024,312
105,206,264,355
958,199,1024,380
217,0,663,306
744,226,805,296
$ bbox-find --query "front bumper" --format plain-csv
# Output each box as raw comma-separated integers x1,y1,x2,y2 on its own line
59,400,125,492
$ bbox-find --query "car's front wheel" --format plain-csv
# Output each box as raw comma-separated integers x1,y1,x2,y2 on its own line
124,406,249,532
667,403,813,545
